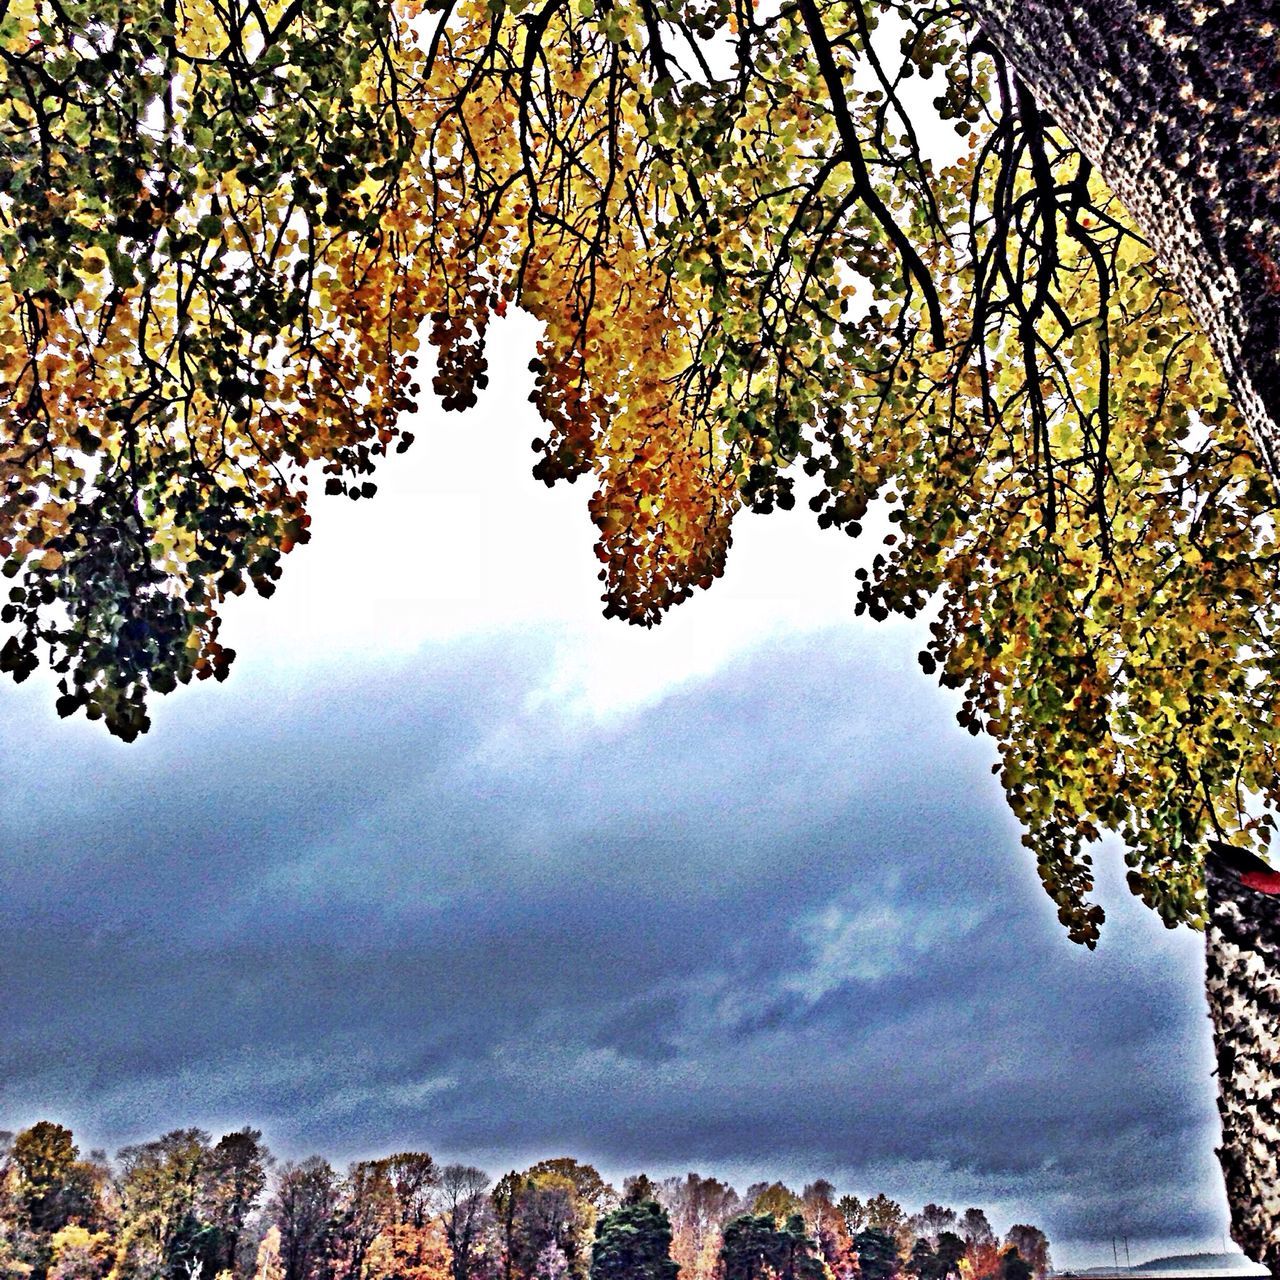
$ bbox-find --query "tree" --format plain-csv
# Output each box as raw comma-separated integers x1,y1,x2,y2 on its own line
996,1251,1029,1280
534,1246,571,1280
956,1216,991,1253
657,1176,740,1280
11,1124,101,1243
798,1184,850,1280
510,1174,590,1280
620,1183,657,1212
1204,842,1280,1275
4,0,1278,1254
998,1233,1045,1280
905,1240,935,1280
2,0,1271,930
363,1222,453,1280
112,1129,213,1280
833,1202,865,1243
959,1242,1000,1280
522,1168,614,1220
746,1192,800,1226
382,1157,440,1234
203,1129,274,1280
334,1162,396,1280
46,1228,111,1280
489,1176,524,1280
589,1202,678,1280
271,1160,340,1280
931,1236,964,1280
719,1215,827,1280
435,1166,491,1280
852,1231,898,1280
860,1204,902,1240
255,1227,286,1280
905,1213,953,1252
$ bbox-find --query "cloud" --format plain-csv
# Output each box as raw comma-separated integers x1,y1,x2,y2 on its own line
0,624,1223,1264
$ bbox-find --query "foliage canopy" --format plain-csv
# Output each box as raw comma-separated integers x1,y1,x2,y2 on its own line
1,0,1275,939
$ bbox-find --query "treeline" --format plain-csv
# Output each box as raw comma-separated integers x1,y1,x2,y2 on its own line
0,1124,1051,1280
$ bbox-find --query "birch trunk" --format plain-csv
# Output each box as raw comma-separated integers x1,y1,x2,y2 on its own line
1204,852,1280,1273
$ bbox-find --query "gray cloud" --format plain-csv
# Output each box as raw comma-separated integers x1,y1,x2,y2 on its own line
0,626,1222,1263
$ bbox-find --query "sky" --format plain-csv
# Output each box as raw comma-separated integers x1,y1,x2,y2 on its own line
0,312,1233,1269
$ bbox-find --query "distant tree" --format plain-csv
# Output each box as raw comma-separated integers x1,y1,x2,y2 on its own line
961,1241,1002,1280
382,1157,440,1232
657,1176,739,1280
12,1124,100,1240
534,1245,571,1280
862,1202,904,1238
254,1227,285,1280
620,1181,657,1211
589,1201,678,1280
834,1201,866,1241
906,1239,936,1280
799,1183,851,1280
720,1214,827,1280
364,1222,453,1280
113,1129,213,1280
0,1142,29,1280
523,1167,615,1218
436,1166,491,1280
203,1129,273,1279
798,1186,834,1238
1000,1232,1048,1280
957,1216,993,1252
46,1227,111,1280
933,1235,965,1280
853,1231,899,1280
748,1188,801,1224
272,1159,340,1280
489,1175,524,1280
513,1175,588,1280
998,1251,1031,1280
334,1162,395,1280
908,1212,956,1252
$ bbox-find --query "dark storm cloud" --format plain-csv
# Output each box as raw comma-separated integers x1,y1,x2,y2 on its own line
0,626,1219,1259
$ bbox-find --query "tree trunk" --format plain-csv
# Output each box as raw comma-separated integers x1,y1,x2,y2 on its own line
1203,847,1280,1273
966,0,1280,483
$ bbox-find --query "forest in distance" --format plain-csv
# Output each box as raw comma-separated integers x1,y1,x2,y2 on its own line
0,1123,1053,1280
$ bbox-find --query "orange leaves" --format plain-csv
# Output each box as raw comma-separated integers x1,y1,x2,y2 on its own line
592,412,738,624
529,345,606,486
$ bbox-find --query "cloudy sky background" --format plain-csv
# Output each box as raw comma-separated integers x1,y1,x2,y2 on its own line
2,313,1228,1267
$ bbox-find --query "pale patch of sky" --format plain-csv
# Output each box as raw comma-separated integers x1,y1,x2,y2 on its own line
784,898,985,999
215,308,894,726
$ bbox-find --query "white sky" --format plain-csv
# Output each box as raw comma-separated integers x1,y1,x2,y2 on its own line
220,307,903,722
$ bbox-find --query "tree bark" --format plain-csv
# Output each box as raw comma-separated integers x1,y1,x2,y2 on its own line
966,0,1280,482
1203,847,1280,1273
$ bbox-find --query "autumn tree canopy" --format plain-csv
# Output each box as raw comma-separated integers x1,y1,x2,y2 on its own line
2,0,1277,942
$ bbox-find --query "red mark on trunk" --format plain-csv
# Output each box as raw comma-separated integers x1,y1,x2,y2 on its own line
1241,869,1280,894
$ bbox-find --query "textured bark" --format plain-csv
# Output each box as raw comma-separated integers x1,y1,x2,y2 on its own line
967,0,1280,481
1203,846,1280,1272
